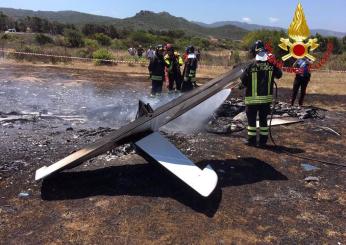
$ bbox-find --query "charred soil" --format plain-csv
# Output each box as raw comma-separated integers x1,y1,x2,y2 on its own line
0,63,345,244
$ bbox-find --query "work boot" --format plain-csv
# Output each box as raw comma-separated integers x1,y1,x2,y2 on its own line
246,136,257,147
259,136,268,147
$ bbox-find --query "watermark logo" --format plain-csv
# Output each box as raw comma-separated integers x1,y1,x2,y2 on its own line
279,3,319,61
266,2,333,73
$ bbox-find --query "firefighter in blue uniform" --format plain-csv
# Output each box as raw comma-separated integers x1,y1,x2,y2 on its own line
148,45,166,96
291,57,312,107
240,40,283,146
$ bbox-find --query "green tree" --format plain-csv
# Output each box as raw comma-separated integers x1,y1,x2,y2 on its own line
314,33,342,54
64,29,84,48
242,29,287,56
0,12,12,31
94,33,112,46
130,31,156,46
342,36,346,52
35,33,53,45
26,17,44,33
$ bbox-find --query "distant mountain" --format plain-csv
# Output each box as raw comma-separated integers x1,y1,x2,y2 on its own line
311,29,345,38
0,8,247,39
122,11,247,39
0,7,119,24
194,21,346,38
1,7,344,39
193,21,282,31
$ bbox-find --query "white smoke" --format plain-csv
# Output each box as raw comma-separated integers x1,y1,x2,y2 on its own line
162,89,231,134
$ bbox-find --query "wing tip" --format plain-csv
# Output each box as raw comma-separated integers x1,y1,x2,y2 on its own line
35,166,48,181
198,165,218,197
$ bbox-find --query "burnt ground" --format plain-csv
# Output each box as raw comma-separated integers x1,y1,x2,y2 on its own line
0,64,346,244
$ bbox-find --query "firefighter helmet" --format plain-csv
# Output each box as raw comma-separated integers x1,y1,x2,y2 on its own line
165,43,174,52
250,40,265,57
186,45,195,54
156,44,164,56
156,44,164,52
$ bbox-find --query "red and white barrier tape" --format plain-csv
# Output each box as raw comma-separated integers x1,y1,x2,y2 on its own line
1,49,346,73
0,49,147,64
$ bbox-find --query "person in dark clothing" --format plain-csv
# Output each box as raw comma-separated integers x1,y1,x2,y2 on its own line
148,45,166,96
291,58,312,107
182,46,198,92
164,44,184,92
137,45,144,58
240,40,283,146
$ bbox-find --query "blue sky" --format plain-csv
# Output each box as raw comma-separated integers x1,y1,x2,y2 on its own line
1,0,345,32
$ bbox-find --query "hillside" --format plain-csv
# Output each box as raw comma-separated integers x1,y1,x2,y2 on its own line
0,7,118,24
194,21,346,38
1,7,344,39
122,11,247,40
0,8,247,40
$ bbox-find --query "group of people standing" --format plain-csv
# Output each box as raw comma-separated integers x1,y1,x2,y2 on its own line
148,44,199,96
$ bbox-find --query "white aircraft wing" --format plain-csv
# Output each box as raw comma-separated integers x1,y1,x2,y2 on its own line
135,132,218,197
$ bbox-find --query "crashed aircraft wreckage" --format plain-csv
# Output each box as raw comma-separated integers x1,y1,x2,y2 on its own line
35,63,249,197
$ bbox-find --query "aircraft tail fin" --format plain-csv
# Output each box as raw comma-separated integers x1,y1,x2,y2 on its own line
136,100,154,119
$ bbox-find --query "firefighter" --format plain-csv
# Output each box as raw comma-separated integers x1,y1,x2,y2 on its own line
164,44,184,92
182,45,198,92
240,40,283,146
291,58,312,107
148,45,165,97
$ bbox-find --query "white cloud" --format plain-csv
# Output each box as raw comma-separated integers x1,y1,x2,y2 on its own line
242,17,252,23
269,17,279,23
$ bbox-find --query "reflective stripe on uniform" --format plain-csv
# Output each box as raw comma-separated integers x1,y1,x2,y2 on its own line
247,126,257,136
248,131,257,136
252,72,257,97
260,127,269,135
245,95,273,105
184,76,197,82
151,75,163,81
247,126,257,131
268,70,273,95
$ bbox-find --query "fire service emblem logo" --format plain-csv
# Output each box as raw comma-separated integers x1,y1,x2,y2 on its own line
279,3,319,61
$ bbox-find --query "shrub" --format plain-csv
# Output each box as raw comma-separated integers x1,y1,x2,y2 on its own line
242,29,287,55
93,49,114,65
94,33,112,46
64,29,84,48
130,31,156,46
1,33,17,41
76,49,93,59
111,39,126,50
85,38,99,50
11,46,39,61
35,33,53,45
54,35,66,46
230,50,241,64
